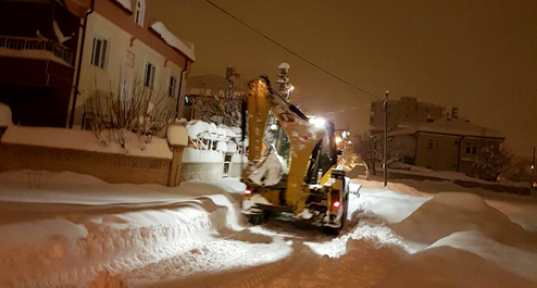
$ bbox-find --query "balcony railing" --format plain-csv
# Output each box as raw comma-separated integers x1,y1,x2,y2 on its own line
0,35,74,66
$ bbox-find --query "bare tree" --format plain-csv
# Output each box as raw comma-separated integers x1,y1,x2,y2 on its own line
83,74,176,148
349,133,401,175
190,82,246,126
473,146,513,181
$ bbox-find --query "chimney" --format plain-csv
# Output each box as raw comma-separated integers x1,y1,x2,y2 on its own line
452,107,458,119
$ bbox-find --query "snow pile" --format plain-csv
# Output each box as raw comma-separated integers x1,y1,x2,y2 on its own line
248,150,287,186
150,21,196,61
166,124,188,146
0,102,13,126
391,192,533,250
1,126,173,159
186,120,241,143
182,147,225,163
0,170,255,288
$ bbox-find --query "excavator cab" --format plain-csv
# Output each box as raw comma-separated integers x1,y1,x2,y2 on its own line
242,77,351,234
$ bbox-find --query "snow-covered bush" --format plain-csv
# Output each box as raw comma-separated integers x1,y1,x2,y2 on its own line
473,146,513,181
84,75,176,148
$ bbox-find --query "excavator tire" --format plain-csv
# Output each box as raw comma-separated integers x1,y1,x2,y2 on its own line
247,213,265,226
322,225,340,236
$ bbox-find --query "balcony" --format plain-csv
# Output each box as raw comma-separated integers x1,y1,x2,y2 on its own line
0,35,74,66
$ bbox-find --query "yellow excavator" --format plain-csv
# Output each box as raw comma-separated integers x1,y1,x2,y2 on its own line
241,76,351,234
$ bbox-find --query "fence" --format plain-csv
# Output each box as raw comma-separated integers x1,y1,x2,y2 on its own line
0,35,74,66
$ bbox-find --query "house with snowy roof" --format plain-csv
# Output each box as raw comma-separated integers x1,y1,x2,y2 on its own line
389,116,506,175
70,0,195,128
370,96,446,134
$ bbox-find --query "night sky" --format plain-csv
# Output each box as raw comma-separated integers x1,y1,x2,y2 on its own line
151,0,537,157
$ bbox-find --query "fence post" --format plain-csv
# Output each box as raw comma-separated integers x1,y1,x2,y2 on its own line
167,124,188,187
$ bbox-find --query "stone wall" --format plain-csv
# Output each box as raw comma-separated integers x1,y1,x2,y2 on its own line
180,162,223,182
0,143,173,186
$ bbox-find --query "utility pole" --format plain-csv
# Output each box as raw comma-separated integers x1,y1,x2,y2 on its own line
531,146,537,188
384,90,389,187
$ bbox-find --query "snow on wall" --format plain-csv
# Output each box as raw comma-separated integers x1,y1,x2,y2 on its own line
150,21,196,61
0,103,13,126
1,126,173,159
182,147,224,163
166,124,188,146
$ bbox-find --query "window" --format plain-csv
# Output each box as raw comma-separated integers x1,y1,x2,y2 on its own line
143,62,156,89
465,142,477,155
134,0,145,27
121,75,130,100
427,139,438,151
168,74,178,97
90,34,108,69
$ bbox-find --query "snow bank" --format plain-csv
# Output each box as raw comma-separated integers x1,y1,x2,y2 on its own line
377,246,536,288
166,124,188,146
0,170,248,288
0,103,12,126
150,21,196,61
182,147,224,163
0,170,244,205
353,187,430,224
391,192,535,249
1,126,173,159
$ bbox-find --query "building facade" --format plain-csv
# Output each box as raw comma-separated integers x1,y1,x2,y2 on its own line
370,96,445,133
69,0,195,128
389,117,505,174
0,0,81,127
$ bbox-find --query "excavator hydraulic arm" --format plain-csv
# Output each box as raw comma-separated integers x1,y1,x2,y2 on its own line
245,78,326,213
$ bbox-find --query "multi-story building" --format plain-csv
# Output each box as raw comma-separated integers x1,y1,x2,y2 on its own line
0,0,82,127
69,0,195,128
370,96,445,133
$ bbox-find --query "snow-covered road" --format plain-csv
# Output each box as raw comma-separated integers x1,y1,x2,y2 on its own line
0,171,536,288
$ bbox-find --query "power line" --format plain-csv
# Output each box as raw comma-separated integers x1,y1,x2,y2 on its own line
204,0,382,100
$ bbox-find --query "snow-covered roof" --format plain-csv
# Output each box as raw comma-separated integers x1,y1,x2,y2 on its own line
110,0,132,11
150,21,195,62
389,118,505,139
